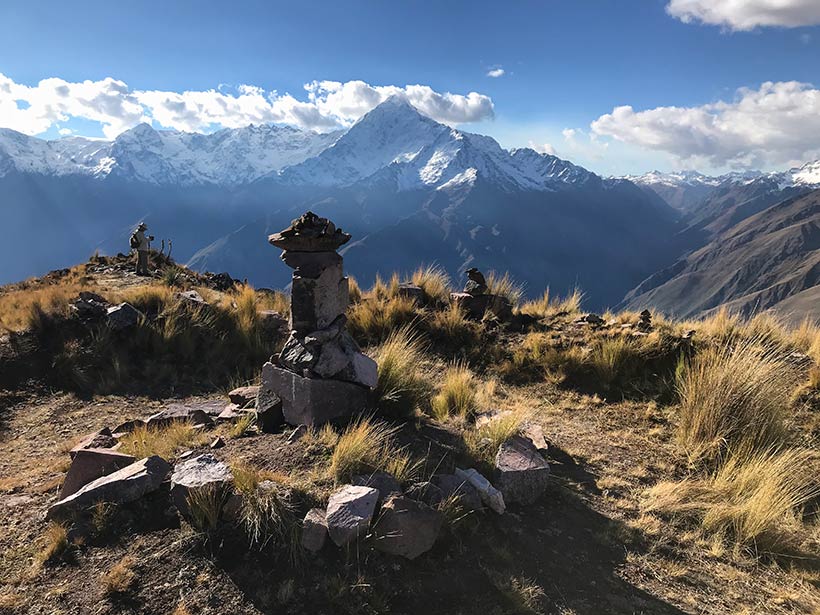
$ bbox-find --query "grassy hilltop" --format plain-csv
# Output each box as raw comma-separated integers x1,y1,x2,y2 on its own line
0,253,818,614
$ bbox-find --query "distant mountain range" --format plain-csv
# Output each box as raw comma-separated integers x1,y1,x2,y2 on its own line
2,96,819,321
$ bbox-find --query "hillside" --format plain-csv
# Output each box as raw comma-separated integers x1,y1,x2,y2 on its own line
0,251,818,615
623,189,820,321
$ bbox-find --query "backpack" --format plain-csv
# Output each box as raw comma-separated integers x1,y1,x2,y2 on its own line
129,232,140,249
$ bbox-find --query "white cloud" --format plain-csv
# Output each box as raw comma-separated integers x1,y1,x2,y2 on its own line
528,140,556,155
486,67,505,78
57,127,73,136
0,73,494,138
590,81,820,168
667,0,820,30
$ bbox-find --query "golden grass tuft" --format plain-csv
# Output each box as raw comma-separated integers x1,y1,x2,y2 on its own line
230,412,256,439
519,287,583,319
430,363,478,421
426,302,478,347
410,264,451,304
187,484,230,532
485,271,524,307
348,276,363,304
645,448,820,552
118,422,209,460
373,326,429,418
35,523,69,567
347,295,418,345
465,410,529,463
676,336,799,466
231,464,296,549
101,556,137,596
328,417,418,483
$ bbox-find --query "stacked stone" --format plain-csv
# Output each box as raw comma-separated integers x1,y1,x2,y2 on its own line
449,267,512,321
260,212,378,426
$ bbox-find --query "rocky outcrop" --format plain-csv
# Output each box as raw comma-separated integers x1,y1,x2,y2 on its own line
450,268,512,321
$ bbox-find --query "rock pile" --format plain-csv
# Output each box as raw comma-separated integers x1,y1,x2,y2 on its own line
260,212,378,426
449,267,513,321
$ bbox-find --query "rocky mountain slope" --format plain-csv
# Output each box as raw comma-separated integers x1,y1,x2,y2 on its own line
622,188,820,321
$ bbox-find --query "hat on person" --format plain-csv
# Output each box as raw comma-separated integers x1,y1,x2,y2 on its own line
137,222,147,230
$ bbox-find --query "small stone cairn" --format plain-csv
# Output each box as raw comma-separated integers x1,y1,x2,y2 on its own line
260,211,378,426
449,267,512,320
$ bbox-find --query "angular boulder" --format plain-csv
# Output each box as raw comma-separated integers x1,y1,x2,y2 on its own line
520,423,549,455
256,382,284,433
261,362,370,426
397,283,425,305
106,303,142,330
60,448,137,498
372,495,443,560
48,456,171,520
228,386,260,408
352,472,402,505
325,485,379,546
69,428,117,458
146,406,213,429
494,435,551,505
170,454,234,520
454,467,505,514
301,507,328,553
449,293,512,321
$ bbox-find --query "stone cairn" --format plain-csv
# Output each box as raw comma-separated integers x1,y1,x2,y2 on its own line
260,211,378,426
449,267,512,321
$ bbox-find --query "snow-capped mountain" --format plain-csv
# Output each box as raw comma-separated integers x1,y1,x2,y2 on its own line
277,96,599,191
0,123,341,185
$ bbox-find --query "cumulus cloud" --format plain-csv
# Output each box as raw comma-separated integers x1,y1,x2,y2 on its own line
667,0,820,30
0,73,494,138
590,81,820,168
528,141,556,156
486,67,505,78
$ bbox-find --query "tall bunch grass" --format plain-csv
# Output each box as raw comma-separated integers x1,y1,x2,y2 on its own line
430,363,478,421
328,417,418,483
676,336,799,466
485,271,524,306
373,326,429,419
410,265,451,304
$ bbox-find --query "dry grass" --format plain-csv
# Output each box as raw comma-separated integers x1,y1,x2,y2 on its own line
231,464,297,550
486,571,545,614
347,295,418,345
230,412,256,439
586,336,645,390
373,326,429,418
430,363,478,421
519,288,583,319
645,448,820,553
328,417,418,483
485,271,524,306
187,484,230,532
791,317,820,363
35,523,69,567
118,422,209,460
676,336,799,466
465,410,528,463
410,264,451,304
426,302,478,347
101,556,137,596
348,276,362,303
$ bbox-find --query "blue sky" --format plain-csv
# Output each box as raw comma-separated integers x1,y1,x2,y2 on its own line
1,0,819,175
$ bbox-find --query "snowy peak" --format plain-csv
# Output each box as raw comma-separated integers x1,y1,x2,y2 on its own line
779,160,820,188
280,97,601,191
0,123,340,185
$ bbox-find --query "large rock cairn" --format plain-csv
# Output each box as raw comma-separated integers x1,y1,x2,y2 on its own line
260,212,378,426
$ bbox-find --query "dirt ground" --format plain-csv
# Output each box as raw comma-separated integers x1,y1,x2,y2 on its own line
1,383,818,615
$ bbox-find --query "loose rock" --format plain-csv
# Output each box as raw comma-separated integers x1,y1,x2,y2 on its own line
170,454,233,521
228,385,259,408
301,508,328,552
372,495,443,560
70,428,117,458
106,302,142,330
352,472,402,505
325,485,379,546
455,467,505,514
430,474,483,512
494,435,551,505
60,448,137,498
48,456,171,521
